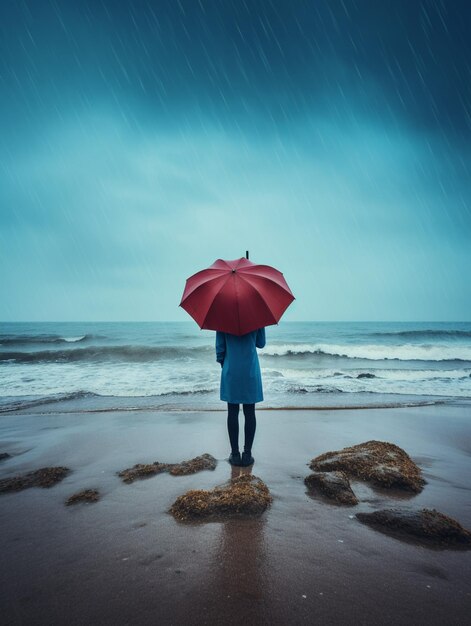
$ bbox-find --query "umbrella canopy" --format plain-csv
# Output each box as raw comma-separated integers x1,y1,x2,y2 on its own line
179,257,295,335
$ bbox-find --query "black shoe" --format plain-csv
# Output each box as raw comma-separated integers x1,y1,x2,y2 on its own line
241,451,254,466
229,452,242,466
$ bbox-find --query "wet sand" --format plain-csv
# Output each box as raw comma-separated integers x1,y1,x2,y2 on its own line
1,402,471,625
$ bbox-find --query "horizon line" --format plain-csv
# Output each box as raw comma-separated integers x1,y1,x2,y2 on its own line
1,320,470,324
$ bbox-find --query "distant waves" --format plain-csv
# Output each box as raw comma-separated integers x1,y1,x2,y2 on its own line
370,329,471,339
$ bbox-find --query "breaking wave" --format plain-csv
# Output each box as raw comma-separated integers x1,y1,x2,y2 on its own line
0,388,216,413
260,343,471,361
0,333,98,346
0,391,100,412
0,344,212,364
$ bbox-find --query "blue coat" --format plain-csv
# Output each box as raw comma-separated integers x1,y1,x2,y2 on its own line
215,328,266,404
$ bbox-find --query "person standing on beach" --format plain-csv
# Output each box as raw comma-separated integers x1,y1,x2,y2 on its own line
215,327,266,467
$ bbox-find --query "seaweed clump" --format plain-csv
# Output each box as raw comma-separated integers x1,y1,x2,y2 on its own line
304,471,358,505
118,453,217,483
168,453,217,476
356,508,471,548
118,461,170,483
310,440,425,492
170,474,272,521
0,466,70,494
65,488,100,505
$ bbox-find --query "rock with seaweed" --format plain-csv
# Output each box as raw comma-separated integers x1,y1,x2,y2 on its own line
168,453,217,476
304,471,358,505
170,474,272,521
118,453,217,483
356,508,471,548
65,488,100,505
0,466,70,494
118,461,170,483
310,440,425,492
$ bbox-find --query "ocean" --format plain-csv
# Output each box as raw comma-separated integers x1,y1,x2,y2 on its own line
1,321,470,413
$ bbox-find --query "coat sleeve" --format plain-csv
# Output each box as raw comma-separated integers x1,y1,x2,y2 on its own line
215,331,226,364
256,327,266,348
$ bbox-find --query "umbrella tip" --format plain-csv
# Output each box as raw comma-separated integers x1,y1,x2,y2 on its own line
246,250,249,259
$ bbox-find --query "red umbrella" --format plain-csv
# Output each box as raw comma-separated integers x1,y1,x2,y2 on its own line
179,256,295,335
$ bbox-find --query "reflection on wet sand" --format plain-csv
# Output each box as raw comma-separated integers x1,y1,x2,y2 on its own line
207,464,270,620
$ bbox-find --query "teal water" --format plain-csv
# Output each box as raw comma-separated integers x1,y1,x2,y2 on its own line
1,321,470,412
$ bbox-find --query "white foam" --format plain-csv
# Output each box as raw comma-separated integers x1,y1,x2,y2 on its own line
262,365,471,397
1,360,469,400
264,367,471,381
62,336,86,342
0,361,220,398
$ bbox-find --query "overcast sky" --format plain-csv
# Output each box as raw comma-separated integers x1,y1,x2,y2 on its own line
1,0,470,322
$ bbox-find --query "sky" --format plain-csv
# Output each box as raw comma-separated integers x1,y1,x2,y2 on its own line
0,0,470,322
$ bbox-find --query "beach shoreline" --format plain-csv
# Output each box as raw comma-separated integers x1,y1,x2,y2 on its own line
1,401,471,625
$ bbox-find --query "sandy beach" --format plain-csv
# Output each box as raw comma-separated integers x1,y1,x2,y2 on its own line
2,0,471,619
1,400,470,625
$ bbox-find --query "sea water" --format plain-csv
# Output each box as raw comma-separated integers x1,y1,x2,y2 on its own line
1,321,470,412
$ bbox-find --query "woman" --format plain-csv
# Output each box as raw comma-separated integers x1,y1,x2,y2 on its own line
215,327,266,466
